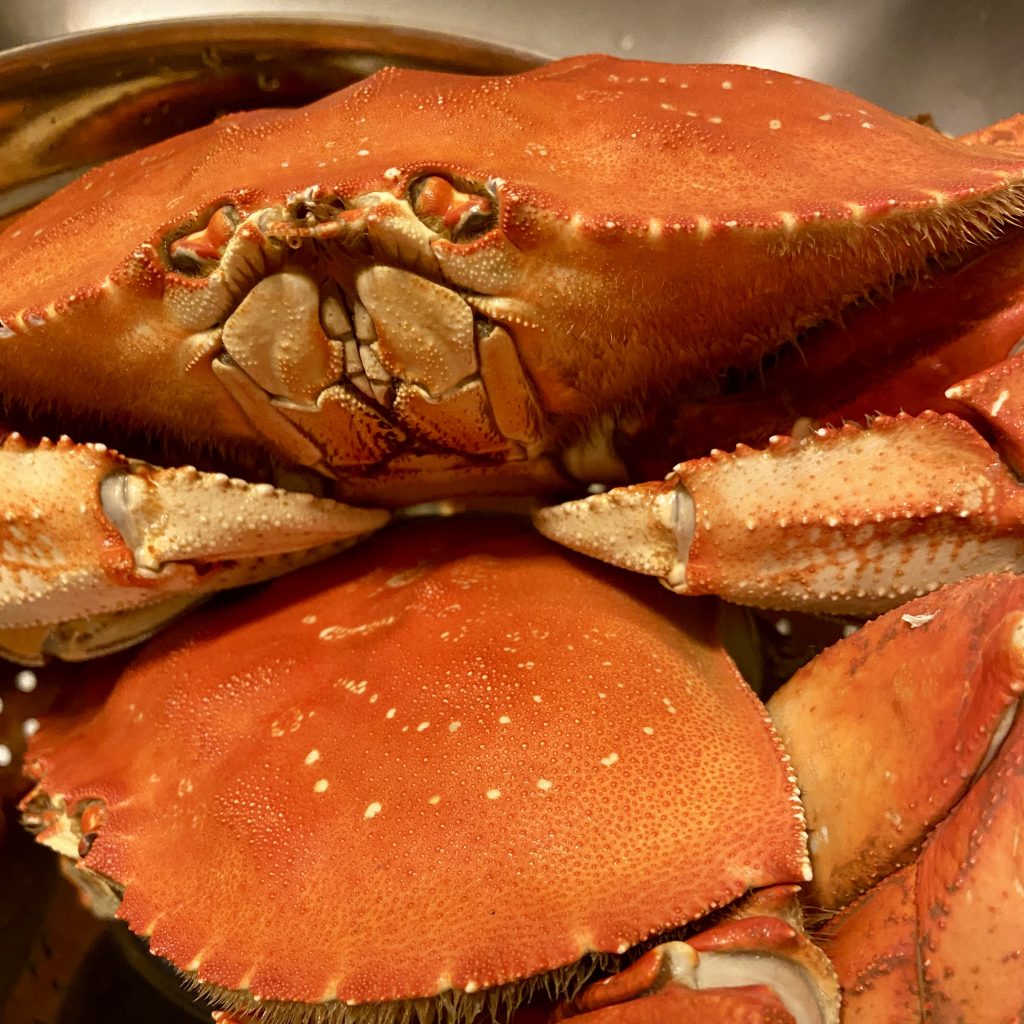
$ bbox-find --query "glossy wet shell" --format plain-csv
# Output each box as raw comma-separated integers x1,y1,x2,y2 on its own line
25,519,806,1007
4,55,1024,317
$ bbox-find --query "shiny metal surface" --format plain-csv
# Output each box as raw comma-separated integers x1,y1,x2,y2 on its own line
3,1,1024,134
0,19,539,222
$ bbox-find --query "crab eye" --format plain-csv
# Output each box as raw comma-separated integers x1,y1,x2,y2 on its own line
167,205,240,275
409,175,496,241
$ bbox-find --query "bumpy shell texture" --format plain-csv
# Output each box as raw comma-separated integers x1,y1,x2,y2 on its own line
24,519,806,1013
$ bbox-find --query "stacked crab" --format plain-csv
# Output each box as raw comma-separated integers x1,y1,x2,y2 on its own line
1,55,1023,1022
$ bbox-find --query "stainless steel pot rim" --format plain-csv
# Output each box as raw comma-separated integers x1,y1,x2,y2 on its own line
0,14,550,75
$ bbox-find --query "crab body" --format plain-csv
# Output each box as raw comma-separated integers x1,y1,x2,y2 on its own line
4,55,1024,501
4,54,1024,1022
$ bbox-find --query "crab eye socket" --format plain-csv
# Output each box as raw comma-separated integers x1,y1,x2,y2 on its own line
409,175,496,241
166,204,240,275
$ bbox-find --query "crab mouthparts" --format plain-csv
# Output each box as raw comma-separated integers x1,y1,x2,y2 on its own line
164,196,551,485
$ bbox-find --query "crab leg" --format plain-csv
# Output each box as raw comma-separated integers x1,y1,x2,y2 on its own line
0,434,388,663
536,411,1024,616
766,574,1024,1021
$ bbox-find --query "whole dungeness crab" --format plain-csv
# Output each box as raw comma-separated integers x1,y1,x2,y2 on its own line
2,53,1024,1022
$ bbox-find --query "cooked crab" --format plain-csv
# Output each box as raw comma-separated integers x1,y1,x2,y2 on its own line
18,524,1024,1023
2,53,1024,1022
6,56,1024,657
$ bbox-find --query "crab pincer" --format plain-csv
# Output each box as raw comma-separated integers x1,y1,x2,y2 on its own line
535,412,1024,617
0,433,388,663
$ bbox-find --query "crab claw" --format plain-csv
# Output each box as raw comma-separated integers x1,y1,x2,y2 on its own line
0,434,388,663
766,572,1024,908
536,412,1024,616
819,705,1024,1024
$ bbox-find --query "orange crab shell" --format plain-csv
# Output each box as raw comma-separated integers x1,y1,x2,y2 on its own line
23,518,807,1008
4,56,1024,471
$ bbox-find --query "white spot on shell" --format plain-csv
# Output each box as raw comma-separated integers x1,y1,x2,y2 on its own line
721,80,733,89
600,752,620,767
428,795,441,806
768,119,782,130
364,800,382,818
417,721,430,732
486,788,502,800
902,612,937,628
498,716,512,724
537,778,553,791
449,720,462,733
0,744,11,768
991,389,1010,416
305,749,321,765
314,778,329,793
22,718,39,739
15,670,36,693
818,113,832,121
